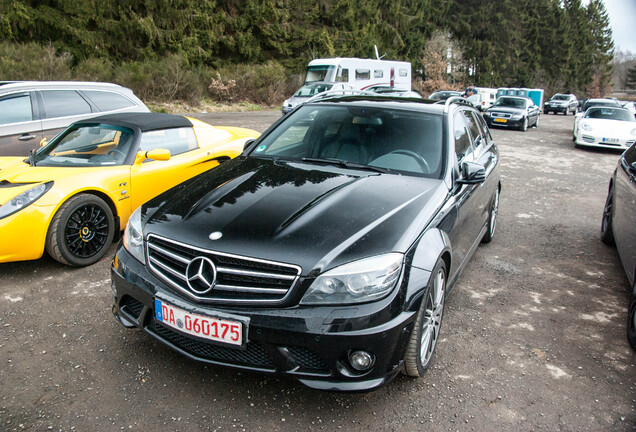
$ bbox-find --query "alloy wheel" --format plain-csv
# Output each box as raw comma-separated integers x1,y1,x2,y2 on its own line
64,203,110,258
420,267,445,367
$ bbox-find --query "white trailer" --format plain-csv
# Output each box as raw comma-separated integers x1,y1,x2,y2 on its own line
304,58,412,91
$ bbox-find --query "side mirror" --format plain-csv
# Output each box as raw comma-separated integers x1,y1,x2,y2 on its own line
457,161,486,184
243,139,255,151
39,138,48,147
135,148,171,164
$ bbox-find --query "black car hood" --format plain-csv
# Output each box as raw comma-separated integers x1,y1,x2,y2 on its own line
142,157,448,275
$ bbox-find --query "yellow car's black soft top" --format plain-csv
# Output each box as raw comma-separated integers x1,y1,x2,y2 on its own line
81,112,193,132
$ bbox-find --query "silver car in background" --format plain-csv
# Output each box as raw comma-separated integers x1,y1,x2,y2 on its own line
0,81,149,156
281,81,354,114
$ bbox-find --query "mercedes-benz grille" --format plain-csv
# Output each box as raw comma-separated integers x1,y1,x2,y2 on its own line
146,234,301,305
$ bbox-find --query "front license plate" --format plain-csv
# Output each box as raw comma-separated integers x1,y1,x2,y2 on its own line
602,137,618,143
494,118,507,123
155,299,244,346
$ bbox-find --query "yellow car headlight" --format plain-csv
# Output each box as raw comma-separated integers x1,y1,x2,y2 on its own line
0,181,53,220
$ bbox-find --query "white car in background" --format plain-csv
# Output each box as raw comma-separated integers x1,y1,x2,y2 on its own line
621,101,636,119
574,106,636,150
573,98,622,140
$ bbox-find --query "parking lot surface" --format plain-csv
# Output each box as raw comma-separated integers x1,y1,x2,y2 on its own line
1,111,634,431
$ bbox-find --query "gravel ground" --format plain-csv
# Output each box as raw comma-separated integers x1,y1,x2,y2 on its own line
1,110,634,431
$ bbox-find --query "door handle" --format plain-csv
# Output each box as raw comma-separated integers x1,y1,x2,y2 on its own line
18,134,37,141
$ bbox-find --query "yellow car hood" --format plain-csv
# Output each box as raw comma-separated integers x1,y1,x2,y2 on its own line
0,157,124,205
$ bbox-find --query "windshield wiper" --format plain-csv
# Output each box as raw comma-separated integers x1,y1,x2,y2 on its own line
300,157,391,174
27,149,36,167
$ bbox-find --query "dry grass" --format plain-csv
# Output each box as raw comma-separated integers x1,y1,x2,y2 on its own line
146,100,269,114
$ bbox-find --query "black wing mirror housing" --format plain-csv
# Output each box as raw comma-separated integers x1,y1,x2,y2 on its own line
457,161,486,184
243,139,255,152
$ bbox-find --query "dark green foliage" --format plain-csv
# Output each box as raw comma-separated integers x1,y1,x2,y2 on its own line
627,65,636,89
0,0,617,102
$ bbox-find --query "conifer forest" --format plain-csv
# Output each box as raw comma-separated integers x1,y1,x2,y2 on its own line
0,0,617,104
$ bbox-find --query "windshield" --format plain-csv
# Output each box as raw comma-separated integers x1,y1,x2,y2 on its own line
249,104,445,178
584,107,635,122
429,91,460,100
493,97,528,109
304,65,336,83
33,123,135,167
583,100,620,111
552,95,569,101
293,83,334,97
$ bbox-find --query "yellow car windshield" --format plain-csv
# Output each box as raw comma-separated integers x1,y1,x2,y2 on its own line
33,124,135,167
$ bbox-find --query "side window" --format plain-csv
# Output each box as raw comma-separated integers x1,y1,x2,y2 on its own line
624,143,636,165
462,110,482,148
374,70,383,78
473,112,492,143
453,111,472,160
40,90,92,119
139,127,197,156
399,69,408,77
336,68,349,82
82,90,135,111
0,94,33,125
355,69,370,80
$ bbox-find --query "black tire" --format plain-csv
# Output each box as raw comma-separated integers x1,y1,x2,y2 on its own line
628,293,636,351
543,109,548,114
403,259,446,377
482,187,499,243
534,116,540,128
520,117,528,132
600,185,615,245
46,194,115,267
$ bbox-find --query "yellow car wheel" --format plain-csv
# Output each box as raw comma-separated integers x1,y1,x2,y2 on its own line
46,194,115,267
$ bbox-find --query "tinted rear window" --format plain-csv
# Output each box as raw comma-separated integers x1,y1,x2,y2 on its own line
83,90,135,111
40,90,92,118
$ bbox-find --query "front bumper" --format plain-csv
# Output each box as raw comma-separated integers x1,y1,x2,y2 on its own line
484,116,524,129
575,133,634,150
544,105,567,113
0,203,52,262
110,245,421,392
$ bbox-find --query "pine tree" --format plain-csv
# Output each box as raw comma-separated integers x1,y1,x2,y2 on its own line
626,65,636,89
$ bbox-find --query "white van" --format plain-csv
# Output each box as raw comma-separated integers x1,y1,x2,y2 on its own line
476,87,498,111
304,58,412,91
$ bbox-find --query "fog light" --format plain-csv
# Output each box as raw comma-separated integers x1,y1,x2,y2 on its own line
349,350,374,371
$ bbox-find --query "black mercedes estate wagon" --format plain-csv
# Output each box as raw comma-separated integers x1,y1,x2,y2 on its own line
110,94,501,391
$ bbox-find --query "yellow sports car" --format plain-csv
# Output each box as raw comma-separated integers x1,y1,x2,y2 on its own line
0,112,259,266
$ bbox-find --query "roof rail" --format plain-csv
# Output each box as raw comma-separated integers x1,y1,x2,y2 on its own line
443,96,474,112
305,89,379,104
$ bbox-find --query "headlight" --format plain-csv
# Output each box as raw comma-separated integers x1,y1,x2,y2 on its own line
300,253,403,305
510,114,523,120
581,122,592,132
123,206,145,263
0,181,53,220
